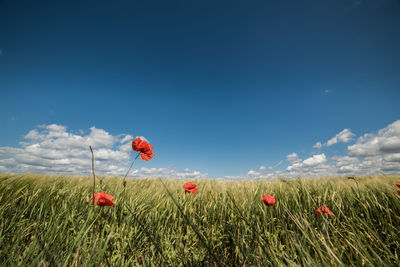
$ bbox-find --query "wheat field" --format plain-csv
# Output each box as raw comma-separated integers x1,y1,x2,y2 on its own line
0,174,399,266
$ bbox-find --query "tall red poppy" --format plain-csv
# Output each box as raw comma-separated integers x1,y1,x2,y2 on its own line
261,194,276,206
183,182,198,194
92,191,115,207
132,137,156,161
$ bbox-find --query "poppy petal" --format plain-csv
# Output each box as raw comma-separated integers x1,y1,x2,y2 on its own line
132,138,142,151
261,194,276,206
183,182,197,189
191,187,198,194
93,191,115,206
140,152,155,161
92,192,101,205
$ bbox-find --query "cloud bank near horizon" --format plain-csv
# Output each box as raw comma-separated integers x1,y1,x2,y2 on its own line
246,120,400,180
0,124,207,179
0,121,399,180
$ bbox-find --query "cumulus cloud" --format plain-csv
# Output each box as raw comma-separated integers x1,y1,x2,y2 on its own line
286,152,301,163
384,153,400,162
330,155,386,175
303,154,327,166
348,120,400,157
331,120,400,175
286,154,332,177
0,124,208,179
0,124,132,175
326,129,355,147
3,121,399,180
331,156,360,174
243,120,400,179
313,129,356,149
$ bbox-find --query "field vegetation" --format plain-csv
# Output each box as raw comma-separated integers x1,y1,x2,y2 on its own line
0,174,399,266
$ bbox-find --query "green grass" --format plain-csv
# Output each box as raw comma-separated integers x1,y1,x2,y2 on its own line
0,174,399,266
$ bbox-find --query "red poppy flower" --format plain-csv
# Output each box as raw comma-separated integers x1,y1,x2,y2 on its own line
396,183,400,188
397,189,400,195
132,137,156,161
183,182,198,194
315,209,323,216
92,191,115,207
261,194,276,206
320,205,335,216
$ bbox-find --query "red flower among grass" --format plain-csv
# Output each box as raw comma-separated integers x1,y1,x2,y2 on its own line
92,191,115,207
396,183,400,188
397,190,400,195
132,137,156,161
261,194,276,206
315,209,323,215
183,182,198,194
316,205,335,216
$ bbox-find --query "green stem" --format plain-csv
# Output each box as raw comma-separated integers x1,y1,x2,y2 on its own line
122,152,141,182
122,152,140,205
89,145,96,211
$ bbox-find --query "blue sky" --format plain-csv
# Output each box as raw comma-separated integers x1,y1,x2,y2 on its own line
1,0,399,179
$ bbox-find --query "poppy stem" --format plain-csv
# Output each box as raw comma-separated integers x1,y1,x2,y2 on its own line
122,152,141,182
122,152,141,210
89,145,96,211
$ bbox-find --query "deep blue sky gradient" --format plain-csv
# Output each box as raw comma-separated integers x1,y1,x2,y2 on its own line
1,0,399,176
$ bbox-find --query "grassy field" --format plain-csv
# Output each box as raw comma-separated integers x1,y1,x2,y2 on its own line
0,174,399,266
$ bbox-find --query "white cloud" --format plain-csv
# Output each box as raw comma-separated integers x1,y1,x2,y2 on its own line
286,152,301,163
129,166,208,179
326,129,355,147
0,124,208,179
348,120,400,157
0,124,131,176
4,121,399,180
243,170,277,180
384,153,400,162
120,134,134,144
311,129,355,150
331,155,360,174
243,161,282,180
247,170,257,176
287,154,328,174
243,120,400,179
313,142,322,149
259,166,267,171
303,154,327,167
